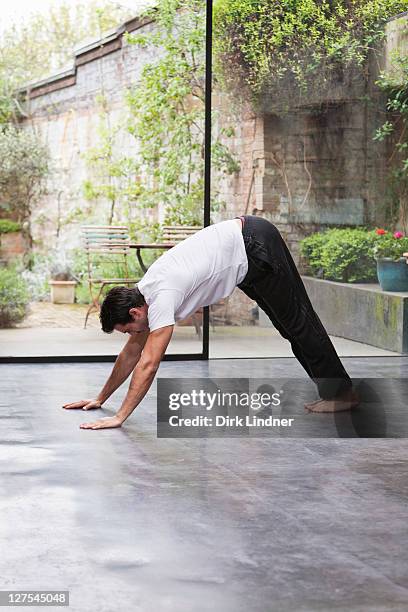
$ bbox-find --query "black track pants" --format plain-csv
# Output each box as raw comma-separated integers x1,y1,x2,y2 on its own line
236,215,352,400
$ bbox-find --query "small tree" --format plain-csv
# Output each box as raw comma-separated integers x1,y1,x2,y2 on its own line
124,0,239,226
0,126,49,246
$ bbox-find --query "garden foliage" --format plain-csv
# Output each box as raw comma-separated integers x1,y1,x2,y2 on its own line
0,266,29,327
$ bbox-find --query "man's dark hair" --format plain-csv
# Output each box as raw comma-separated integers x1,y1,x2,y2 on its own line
100,286,146,333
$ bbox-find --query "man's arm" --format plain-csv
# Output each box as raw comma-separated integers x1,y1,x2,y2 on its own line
79,325,174,429
63,330,149,411
97,330,150,404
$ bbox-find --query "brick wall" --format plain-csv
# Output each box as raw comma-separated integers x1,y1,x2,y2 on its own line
19,11,401,324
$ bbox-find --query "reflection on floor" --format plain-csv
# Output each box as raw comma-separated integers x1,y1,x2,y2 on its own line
1,358,408,611
0,325,399,358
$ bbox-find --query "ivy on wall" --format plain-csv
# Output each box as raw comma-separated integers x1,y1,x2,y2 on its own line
213,0,408,110
374,51,408,232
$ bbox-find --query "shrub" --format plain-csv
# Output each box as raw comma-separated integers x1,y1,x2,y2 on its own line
0,219,21,234
300,228,380,282
299,232,326,277
0,266,30,327
0,126,49,246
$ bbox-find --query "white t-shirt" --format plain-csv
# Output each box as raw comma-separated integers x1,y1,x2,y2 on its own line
137,220,248,332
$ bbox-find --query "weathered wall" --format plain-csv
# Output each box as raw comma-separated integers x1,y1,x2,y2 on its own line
21,16,160,252
213,62,389,266
18,11,406,324
21,12,393,253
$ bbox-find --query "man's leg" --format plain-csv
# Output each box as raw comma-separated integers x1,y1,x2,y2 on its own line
238,218,358,411
241,283,315,380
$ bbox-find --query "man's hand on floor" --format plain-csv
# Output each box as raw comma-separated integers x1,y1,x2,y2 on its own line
62,399,102,411
79,416,123,430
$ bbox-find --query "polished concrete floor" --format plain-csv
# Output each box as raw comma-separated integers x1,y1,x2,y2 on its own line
1,358,408,611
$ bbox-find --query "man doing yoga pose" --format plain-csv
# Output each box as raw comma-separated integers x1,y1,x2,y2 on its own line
63,216,358,429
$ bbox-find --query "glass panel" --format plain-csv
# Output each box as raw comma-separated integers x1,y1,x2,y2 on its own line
0,0,206,358
209,1,406,359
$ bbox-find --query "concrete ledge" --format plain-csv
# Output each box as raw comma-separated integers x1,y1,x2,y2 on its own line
302,276,408,354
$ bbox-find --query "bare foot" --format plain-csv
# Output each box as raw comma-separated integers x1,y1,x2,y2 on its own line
303,398,322,408
304,389,359,413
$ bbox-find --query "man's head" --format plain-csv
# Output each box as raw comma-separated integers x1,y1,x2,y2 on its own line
100,286,149,335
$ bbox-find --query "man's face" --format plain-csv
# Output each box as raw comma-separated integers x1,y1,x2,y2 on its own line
114,304,149,335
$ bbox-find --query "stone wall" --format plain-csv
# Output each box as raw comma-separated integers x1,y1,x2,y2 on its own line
0,232,29,264
20,16,160,252
20,12,392,251
18,10,406,324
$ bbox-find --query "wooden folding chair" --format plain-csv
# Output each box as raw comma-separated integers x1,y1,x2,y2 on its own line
82,225,141,328
162,225,203,243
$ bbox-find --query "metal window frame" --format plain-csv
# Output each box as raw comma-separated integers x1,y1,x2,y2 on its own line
0,0,212,364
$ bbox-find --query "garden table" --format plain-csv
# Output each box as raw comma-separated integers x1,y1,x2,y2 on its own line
129,242,175,273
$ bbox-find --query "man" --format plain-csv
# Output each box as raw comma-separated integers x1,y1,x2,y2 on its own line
63,215,359,429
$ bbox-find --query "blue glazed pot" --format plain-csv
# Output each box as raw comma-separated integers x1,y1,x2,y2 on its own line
376,258,408,292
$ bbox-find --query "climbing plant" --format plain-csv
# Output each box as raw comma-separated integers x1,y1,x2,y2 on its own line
374,52,408,232
213,0,408,111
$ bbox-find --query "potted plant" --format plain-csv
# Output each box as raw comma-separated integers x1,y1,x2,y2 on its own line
373,229,408,291
49,255,78,304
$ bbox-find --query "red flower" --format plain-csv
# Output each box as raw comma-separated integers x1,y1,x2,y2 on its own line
375,228,387,235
